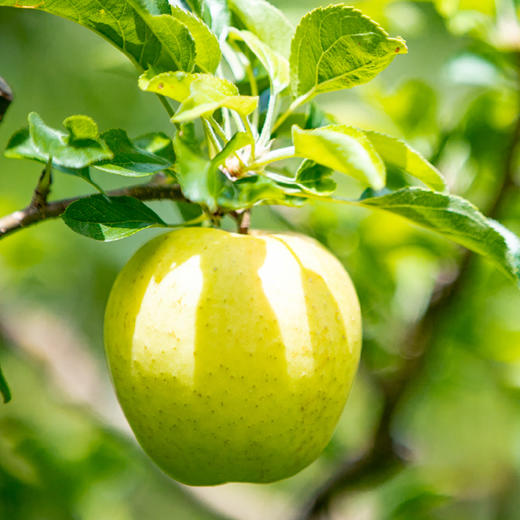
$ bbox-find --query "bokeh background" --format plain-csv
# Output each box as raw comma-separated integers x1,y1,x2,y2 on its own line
1,1,520,518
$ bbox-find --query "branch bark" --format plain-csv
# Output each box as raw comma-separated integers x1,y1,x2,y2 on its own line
0,182,186,239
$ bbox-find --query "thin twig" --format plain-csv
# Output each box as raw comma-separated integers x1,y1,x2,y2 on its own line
0,183,185,240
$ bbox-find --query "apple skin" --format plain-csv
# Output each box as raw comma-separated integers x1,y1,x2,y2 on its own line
104,227,362,485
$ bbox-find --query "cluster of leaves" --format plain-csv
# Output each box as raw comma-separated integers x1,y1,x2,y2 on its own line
0,0,519,290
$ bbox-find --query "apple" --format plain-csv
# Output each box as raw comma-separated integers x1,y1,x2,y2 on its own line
104,227,362,485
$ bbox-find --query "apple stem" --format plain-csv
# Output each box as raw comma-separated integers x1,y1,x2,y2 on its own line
235,210,251,234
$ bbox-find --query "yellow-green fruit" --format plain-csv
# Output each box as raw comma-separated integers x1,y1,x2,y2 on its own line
104,228,362,485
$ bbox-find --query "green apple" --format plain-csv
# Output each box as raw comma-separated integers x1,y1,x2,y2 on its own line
104,227,362,485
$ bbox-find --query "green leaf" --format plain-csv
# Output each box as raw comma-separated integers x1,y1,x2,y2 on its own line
212,131,253,169
189,0,230,35
62,195,166,241
139,70,194,100
173,134,225,211
4,113,111,188
173,134,297,210
230,175,303,208
228,0,294,58
292,124,386,190
174,81,257,122
139,70,258,122
134,11,196,72
0,0,195,72
5,127,48,163
295,160,336,195
4,126,95,184
170,6,221,73
290,5,407,99
359,188,520,283
229,28,289,94
0,362,11,404
132,0,170,15
264,166,336,198
29,113,111,169
363,130,447,192
134,132,176,163
63,115,100,141
96,129,174,176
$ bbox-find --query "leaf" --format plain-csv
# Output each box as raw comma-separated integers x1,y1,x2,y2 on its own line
139,70,258,121
0,362,11,404
292,124,386,190
229,28,290,94
29,113,112,169
134,132,176,163
96,129,174,176
133,11,196,72
228,0,294,58
296,160,336,195
139,70,194,100
62,195,166,241
63,115,100,141
0,0,195,73
363,130,447,192
212,131,253,169
290,5,407,99
173,134,225,211
4,127,94,184
189,0,230,35
132,0,170,15
359,188,520,283
173,134,297,210
230,175,303,208
174,81,257,122
170,6,221,73
4,113,110,188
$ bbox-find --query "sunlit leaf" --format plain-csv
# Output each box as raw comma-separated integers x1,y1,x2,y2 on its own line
0,0,195,72
292,124,386,190
229,28,289,94
4,112,110,189
4,126,95,184
139,70,258,121
63,115,100,141
358,188,520,283
29,113,111,169
228,0,294,58
290,5,407,99
189,0,230,35
170,6,221,72
363,130,447,191
62,195,166,241
212,132,253,169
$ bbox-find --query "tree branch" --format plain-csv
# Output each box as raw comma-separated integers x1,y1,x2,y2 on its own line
297,56,520,520
0,182,186,240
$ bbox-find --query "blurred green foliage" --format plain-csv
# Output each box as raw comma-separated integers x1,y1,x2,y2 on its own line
1,1,520,519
